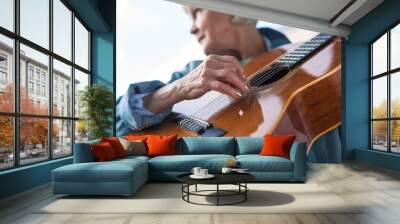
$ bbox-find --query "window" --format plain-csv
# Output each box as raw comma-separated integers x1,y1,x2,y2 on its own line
28,81,34,94
0,71,6,85
53,59,72,117
0,0,91,170
28,67,34,80
75,18,89,70
35,83,40,95
19,117,49,165
0,116,13,170
74,69,89,118
0,35,13,113
0,54,8,88
35,70,40,81
53,119,72,158
20,0,49,49
371,23,400,154
0,0,14,32
0,55,7,67
53,0,72,60
42,85,46,97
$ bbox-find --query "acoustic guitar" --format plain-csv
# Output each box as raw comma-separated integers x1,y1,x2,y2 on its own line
133,34,341,152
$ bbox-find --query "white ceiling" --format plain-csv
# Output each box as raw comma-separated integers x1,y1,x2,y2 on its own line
166,0,384,37
229,0,352,22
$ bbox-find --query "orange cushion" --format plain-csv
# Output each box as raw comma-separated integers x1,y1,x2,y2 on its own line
146,135,177,157
91,142,117,162
259,135,296,159
101,137,127,158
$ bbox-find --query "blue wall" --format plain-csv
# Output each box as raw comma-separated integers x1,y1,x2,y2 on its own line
343,0,400,170
0,158,72,199
0,0,116,200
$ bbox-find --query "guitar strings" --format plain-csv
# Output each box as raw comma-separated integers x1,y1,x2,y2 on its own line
190,34,331,121
190,65,285,119
191,64,286,119
192,64,287,119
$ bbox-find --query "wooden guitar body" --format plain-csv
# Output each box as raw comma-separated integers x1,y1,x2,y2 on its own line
133,38,341,151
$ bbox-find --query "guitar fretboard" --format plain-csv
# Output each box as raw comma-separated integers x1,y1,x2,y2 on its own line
276,33,334,68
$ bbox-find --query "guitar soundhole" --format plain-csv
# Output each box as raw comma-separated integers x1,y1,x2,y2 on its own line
249,64,290,87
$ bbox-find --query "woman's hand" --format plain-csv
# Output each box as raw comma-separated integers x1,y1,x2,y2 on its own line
174,54,248,100
143,54,248,113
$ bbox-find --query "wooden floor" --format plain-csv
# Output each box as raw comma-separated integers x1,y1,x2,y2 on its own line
1,162,400,224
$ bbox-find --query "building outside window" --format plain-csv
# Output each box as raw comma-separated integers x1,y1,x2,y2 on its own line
35,83,40,95
41,73,46,83
28,66,34,79
0,71,7,91
28,81,34,94
35,70,40,81
0,54,7,67
0,54,7,90
0,0,91,170
0,71,6,84
371,22,400,154
41,85,46,97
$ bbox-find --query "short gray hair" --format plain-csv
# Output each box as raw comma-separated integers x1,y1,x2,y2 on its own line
232,15,257,26
183,6,257,26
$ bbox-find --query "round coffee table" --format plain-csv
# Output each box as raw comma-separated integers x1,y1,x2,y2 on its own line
177,173,255,206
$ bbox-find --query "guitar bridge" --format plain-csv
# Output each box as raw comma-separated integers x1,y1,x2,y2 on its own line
174,114,227,137
178,116,210,134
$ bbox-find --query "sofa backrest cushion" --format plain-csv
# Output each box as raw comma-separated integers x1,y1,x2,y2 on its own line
73,139,100,163
177,137,235,155
235,137,264,155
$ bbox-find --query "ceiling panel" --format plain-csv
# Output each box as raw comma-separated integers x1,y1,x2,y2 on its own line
167,0,384,38
228,0,352,21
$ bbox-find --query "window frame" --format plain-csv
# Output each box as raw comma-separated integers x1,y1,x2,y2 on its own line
370,20,400,154
0,0,91,171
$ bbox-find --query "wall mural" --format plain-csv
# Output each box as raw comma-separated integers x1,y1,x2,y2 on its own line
116,4,341,162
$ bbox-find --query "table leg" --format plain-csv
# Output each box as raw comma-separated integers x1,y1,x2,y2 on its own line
181,184,183,199
217,184,219,206
245,183,247,201
187,184,190,202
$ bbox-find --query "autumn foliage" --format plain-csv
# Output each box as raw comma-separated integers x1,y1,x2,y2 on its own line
0,85,59,151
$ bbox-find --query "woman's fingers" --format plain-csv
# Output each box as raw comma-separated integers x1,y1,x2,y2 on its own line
214,69,248,93
207,80,241,98
201,56,248,96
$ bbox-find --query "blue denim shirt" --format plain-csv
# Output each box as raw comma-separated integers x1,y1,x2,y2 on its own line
116,28,290,135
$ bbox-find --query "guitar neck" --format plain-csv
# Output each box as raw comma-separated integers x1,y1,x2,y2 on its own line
276,33,335,69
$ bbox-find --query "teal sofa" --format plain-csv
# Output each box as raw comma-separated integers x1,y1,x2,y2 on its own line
52,137,307,196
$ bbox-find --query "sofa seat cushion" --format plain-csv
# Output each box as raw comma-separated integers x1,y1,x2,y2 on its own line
236,155,293,172
53,159,147,183
117,155,150,163
149,154,235,172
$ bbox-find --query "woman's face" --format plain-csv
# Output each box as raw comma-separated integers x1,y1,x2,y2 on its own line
188,8,241,57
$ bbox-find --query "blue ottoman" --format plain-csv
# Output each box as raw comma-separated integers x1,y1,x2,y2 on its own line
52,156,148,196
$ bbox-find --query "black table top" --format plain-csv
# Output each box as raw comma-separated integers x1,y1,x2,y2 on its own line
177,172,255,185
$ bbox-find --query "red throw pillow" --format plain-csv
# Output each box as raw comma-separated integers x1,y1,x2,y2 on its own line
91,142,117,161
101,137,127,158
259,135,296,159
146,135,177,157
